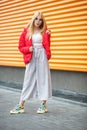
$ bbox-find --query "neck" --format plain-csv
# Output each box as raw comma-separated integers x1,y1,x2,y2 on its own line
34,27,41,33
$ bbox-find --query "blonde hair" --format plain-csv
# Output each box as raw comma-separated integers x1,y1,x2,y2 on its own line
26,11,47,39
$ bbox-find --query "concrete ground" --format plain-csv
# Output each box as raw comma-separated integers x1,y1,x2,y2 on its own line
0,85,87,130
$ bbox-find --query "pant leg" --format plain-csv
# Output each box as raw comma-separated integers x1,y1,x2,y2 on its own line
36,47,52,100
20,54,37,101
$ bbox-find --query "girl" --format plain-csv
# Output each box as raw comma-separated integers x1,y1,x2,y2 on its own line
10,11,52,114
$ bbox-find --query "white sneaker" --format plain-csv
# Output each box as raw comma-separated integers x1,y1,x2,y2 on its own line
10,104,24,114
37,103,48,114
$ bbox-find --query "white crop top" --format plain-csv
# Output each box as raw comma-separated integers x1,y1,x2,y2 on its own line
32,33,42,46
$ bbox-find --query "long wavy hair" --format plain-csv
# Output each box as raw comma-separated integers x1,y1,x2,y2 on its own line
26,11,47,39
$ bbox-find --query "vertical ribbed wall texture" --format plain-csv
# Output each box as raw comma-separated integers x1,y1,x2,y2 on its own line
0,0,87,72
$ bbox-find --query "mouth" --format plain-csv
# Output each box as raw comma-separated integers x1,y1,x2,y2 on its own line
36,23,39,26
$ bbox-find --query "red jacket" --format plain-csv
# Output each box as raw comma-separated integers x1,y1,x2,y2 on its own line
18,28,51,64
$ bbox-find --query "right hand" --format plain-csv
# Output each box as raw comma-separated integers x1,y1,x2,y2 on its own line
29,46,33,52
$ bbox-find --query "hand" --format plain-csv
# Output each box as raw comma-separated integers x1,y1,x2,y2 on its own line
46,30,51,34
29,46,33,52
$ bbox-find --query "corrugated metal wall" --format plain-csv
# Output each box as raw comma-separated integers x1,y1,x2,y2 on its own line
0,0,87,72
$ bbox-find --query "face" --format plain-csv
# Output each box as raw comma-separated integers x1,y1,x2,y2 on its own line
34,14,43,28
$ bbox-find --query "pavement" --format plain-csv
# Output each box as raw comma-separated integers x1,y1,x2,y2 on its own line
0,85,87,130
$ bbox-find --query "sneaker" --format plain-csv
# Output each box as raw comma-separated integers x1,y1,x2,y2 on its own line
37,103,48,114
10,104,24,114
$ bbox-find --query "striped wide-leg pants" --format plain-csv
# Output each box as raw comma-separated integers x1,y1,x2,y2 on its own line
20,46,52,102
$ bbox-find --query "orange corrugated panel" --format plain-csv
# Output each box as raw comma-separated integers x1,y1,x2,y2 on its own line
0,0,87,72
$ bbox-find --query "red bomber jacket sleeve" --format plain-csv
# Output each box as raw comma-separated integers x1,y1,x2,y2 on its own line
18,28,29,54
43,30,51,60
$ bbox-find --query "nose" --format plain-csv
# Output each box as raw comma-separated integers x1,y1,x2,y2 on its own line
37,19,40,22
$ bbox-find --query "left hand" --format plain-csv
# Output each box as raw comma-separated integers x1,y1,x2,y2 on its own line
46,30,51,34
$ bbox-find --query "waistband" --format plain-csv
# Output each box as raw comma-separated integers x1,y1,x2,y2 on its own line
33,44,43,48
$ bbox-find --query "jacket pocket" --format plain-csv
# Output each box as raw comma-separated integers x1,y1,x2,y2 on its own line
23,53,33,64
